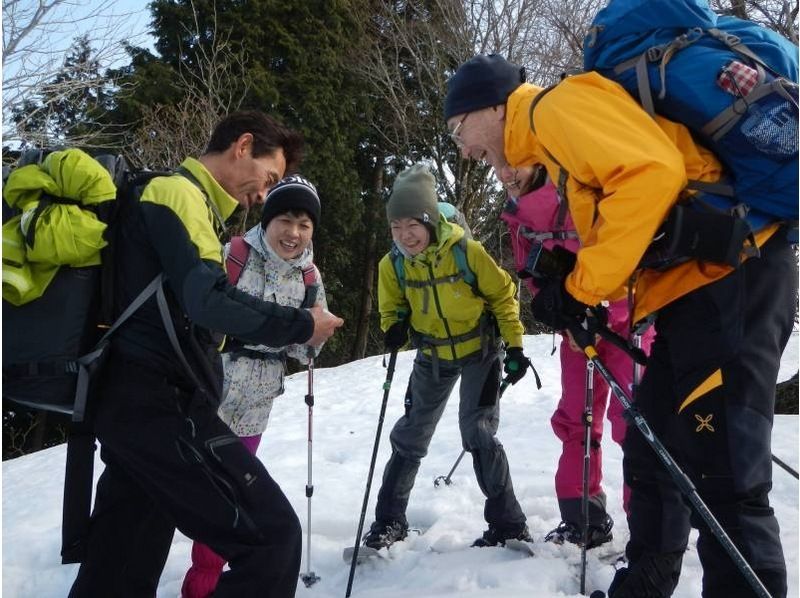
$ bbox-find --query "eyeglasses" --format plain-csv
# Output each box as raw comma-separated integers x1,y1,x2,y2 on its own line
448,113,469,147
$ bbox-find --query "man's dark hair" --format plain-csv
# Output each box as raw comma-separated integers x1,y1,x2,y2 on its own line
205,110,304,172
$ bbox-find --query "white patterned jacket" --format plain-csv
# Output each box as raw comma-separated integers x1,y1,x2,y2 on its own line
218,224,327,437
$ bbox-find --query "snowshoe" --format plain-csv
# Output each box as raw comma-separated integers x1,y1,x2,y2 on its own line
363,519,409,550
544,514,613,550
471,522,532,547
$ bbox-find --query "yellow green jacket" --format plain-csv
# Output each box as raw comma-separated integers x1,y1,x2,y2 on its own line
378,217,523,360
2,149,116,305
504,75,779,323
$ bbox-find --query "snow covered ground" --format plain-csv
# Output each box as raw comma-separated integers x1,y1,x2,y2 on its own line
3,332,798,597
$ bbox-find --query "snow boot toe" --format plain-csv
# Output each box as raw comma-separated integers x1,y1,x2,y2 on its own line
472,522,532,547
363,519,409,550
545,514,613,549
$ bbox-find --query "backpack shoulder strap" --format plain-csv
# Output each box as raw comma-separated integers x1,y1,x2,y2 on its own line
390,245,406,292
528,84,573,215
300,263,320,308
226,237,250,286
452,237,479,296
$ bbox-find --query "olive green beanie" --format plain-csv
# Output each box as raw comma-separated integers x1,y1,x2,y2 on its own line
386,163,439,225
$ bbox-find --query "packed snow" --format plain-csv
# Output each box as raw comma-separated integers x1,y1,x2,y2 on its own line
3,332,798,597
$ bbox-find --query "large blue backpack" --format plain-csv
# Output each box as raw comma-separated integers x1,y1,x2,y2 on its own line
583,0,798,238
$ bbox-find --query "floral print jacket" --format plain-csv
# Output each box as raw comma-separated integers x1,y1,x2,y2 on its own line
218,224,327,436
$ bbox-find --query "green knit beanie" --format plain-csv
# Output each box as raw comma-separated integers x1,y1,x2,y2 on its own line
386,163,439,225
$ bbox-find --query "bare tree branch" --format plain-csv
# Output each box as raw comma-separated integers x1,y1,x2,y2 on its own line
2,0,146,146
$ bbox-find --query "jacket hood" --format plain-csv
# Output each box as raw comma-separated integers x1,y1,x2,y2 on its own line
504,83,546,169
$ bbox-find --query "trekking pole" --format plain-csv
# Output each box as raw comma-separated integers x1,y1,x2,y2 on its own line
345,349,399,598
433,377,512,487
433,449,467,488
300,353,321,588
580,360,595,596
577,339,772,598
772,454,799,479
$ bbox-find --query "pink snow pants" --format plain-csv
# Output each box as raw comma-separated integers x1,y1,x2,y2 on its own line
181,434,262,598
550,300,654,514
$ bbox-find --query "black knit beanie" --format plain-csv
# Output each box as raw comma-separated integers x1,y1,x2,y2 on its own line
444,54,526,120
260,174,321,229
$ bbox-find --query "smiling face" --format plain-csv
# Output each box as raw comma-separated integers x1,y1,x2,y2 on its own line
390,217,431,257
446,106,508,172
216,133,287,210
264,211,314,260
496,164,538,195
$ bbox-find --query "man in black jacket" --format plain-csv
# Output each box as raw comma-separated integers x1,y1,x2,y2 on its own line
69,111,343,598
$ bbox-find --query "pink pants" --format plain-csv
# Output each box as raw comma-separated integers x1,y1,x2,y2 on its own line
181,434,262,598
550,301,654,515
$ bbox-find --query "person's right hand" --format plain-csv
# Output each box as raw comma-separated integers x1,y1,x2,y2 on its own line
384,319,410,351
306,304,344,347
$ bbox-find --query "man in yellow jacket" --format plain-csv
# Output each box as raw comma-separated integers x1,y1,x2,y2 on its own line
364,163,532,550
444,55,795,598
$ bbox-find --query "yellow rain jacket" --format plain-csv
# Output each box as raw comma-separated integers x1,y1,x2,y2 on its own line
504,75,780,323
378,217,524,361
2,149,116,305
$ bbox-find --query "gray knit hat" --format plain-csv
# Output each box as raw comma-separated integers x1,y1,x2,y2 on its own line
386,163,439,225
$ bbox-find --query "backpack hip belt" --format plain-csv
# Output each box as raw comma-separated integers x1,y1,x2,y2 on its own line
410,313,498,382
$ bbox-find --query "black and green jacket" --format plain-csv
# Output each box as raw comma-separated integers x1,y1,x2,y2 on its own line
112,158,313,392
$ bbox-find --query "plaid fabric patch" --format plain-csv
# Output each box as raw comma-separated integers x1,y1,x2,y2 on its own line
717,60,759,97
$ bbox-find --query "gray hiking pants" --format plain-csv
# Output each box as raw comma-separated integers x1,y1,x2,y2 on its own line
375,349,526,529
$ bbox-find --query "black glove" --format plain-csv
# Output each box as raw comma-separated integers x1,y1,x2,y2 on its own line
384,319,410,350
568,305,609,350
530,279,591,331
503,347,531,385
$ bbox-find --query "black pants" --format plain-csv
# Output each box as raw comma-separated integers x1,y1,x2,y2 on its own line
68,358,301,598
624,233,796,598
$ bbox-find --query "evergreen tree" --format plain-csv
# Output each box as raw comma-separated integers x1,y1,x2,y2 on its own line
131,0,374,365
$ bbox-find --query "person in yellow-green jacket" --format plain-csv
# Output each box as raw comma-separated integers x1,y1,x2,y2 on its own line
363,163,533,551
68,111,344,598
443,55,795,598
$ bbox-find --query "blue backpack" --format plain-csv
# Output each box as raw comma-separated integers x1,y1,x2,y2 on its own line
583,0,799,239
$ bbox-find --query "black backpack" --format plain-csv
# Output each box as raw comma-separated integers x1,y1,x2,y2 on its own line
2,150,170,420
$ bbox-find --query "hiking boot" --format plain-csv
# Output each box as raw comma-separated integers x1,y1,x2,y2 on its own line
472,522,532,547
544,513,613,549
607,550,683,597
363,519,409,550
